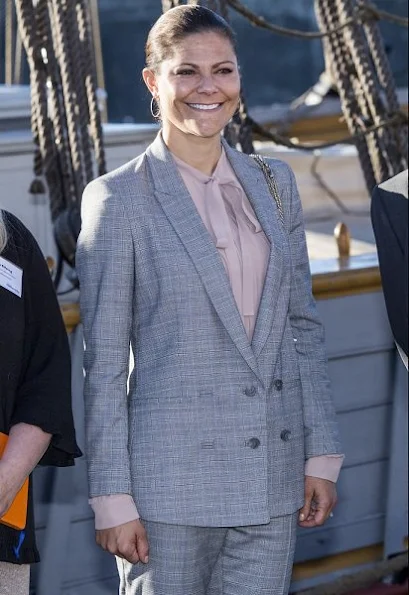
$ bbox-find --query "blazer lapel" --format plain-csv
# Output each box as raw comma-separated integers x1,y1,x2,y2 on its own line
222,139,285,359
145,134,260,379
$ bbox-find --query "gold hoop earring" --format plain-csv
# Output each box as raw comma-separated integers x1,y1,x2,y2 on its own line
150,96,161,120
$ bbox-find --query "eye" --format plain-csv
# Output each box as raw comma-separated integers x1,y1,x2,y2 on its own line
176,69,195,76
217,68,234,75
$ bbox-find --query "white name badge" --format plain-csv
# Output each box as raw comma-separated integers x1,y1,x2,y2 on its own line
0,256,23,298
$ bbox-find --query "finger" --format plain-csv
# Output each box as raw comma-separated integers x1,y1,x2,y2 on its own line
136,533,149,564
104,533,126,557
298,517,319,528
312,500,332,526
96,530,112,551
312,507,327,526
106,542,121,556
299,488,314,523
120,543,140,565
299,500,322,528
305,502,317,521
96,533,108,550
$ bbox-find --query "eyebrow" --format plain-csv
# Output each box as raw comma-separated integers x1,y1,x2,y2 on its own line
176,61,235,68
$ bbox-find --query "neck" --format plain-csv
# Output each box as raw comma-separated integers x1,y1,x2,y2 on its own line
162,125,222,176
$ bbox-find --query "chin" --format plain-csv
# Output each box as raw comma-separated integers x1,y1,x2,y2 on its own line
194,128,224,139
187,121,230,139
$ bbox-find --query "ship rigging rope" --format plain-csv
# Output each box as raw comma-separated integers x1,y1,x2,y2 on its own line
164,1,408,193
216,0,408,193
5,0,14,85
318,0,407,190
13,0,106,272
226,0,408,39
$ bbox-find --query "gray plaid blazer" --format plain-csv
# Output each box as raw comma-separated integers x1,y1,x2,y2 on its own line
76,133,341,527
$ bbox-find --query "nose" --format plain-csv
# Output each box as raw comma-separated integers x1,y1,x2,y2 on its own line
197,74,218,94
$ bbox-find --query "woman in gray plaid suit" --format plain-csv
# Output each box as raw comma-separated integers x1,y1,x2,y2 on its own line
76,6,343,594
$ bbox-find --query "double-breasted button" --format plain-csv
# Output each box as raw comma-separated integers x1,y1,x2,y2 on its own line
246,437,261,449
274,379,283,391
244,386,257,397
280,430,292,442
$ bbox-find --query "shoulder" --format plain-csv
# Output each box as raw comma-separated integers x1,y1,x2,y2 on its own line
261,155,295,186
1,213,52,300
80,153,150,227
224,141,295,187
375,169,408,200
2,211,40,265
372,170,408,222
372,171,408,238
83,152,148,200
3,211,33,244
250,153,298,201
235,147,295,184
226,142,292,173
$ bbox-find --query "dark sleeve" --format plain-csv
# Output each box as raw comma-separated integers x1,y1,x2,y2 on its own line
371,185,408,357
11,225,82,466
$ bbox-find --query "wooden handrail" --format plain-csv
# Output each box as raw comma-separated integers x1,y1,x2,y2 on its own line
312,265,381,300
61,303,80,333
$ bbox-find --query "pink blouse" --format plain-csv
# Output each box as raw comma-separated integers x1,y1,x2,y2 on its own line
90,148,344,529
173,149,270,340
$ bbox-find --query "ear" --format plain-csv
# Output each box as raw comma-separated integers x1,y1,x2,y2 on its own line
142,68,158,97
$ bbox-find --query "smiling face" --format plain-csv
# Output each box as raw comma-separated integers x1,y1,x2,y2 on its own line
143,31,240,144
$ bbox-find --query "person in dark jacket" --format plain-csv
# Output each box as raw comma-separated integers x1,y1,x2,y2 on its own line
371,170,408,369
0,210,81,594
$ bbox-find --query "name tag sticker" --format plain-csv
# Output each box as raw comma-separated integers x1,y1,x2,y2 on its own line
0,256,23,298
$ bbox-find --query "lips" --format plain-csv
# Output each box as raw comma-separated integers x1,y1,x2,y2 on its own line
187,103,223,111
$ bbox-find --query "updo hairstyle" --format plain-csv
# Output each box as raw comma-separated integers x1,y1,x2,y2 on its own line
145,5,237,72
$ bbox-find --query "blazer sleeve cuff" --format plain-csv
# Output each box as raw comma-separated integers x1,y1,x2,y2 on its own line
305,454,345,483
89,494,140,530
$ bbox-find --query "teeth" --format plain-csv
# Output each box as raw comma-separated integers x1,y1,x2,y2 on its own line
189,103,220,110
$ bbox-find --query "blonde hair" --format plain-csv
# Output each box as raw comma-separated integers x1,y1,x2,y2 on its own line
0,210,7,254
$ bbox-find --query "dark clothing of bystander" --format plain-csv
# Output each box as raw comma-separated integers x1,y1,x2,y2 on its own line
0,212,81,564
371,170,408,364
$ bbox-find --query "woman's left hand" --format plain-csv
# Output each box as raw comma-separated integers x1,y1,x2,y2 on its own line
298,476,337,528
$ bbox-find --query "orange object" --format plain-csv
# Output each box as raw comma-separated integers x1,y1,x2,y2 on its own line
0,432,29,530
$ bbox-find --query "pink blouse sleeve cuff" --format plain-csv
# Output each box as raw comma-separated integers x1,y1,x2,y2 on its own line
305,454,345,483
89,494,140,530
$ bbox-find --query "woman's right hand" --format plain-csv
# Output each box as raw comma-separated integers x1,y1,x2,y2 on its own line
0,461,22,517
0,423,52,517
96,519,149,565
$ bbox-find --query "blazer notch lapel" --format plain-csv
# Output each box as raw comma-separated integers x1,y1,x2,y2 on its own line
222,141,286,359
146,135,261,379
